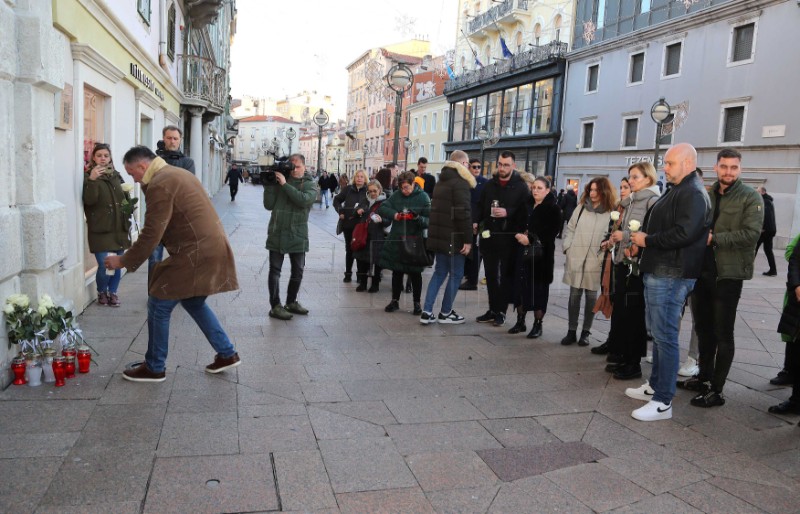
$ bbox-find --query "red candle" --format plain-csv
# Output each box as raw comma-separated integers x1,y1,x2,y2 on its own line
62,347,76,358
77,346,91,374
52,356,66,387
11,357,26,385
65,356,76,379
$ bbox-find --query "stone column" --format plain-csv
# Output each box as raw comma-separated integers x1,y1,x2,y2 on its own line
189,107,204,187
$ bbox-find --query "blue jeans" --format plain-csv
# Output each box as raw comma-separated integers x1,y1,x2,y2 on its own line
423,253,466,315
94,250,123,293
146,295,235,373
148,244,165,274
643,273,696,404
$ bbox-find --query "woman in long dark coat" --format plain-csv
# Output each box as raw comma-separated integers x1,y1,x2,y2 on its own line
333,170,368,283
509,174,561,338
353,180,391,292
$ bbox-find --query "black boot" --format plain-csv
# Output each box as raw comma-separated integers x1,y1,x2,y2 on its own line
527,319,543,339
356,275,368,292
508,310,527,334
413,302,422,315
577,330,591,347
561,330,577,345
591,341,610,355
368,279,380,293
613,362,643,380
343,272,352,283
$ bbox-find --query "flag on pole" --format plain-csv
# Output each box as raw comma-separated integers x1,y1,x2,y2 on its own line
474,56,483,68
446,63,456,79
500,37,514,58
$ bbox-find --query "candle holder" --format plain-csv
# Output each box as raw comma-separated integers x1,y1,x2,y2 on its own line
52,356,66,387
42,348,57,383
77,345,91,374
25,355,42,387
64,355,76,379
11,356,26,385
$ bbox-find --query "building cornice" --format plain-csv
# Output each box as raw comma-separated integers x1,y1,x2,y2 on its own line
568,0,782,61
70,44,126,83
135,88,162,110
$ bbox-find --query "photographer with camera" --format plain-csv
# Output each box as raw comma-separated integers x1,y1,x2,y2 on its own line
263,153,318,320
149,125,196,275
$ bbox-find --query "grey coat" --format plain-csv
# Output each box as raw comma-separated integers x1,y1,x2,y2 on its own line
612,186,660,265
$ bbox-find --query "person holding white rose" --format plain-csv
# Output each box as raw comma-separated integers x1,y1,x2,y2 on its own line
82,143,131,307
601,163,660,380
561,177,617,346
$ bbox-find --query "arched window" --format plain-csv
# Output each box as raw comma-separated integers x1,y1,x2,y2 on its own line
554,15,562,42
534,23,542,46
515,31,523,52
484,45,490,65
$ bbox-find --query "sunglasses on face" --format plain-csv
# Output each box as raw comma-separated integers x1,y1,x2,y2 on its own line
471,165,482,169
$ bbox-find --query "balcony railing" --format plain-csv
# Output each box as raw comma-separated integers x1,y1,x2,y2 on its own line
468,0,529,34
445,41,567,93
185,0,223,28
179,54,227,112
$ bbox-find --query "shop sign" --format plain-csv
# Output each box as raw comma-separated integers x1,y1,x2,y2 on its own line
624,155,663,166
130,63,165,101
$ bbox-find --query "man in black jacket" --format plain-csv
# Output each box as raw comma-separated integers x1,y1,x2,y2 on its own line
460,158,488,290
416,157,436,198
626,143,711,422
756,186,778,276
475,151,530,326
224,165,244,201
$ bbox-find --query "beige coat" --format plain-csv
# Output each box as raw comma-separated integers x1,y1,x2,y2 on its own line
120,163,238,300
562,203,611,291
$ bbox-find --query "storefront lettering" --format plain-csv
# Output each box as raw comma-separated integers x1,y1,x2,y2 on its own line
130,63,165,101
624,155,663,166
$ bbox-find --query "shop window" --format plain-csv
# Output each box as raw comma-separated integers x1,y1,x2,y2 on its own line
83,87,106,276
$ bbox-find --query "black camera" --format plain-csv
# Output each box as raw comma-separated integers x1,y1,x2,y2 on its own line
260,157,294,185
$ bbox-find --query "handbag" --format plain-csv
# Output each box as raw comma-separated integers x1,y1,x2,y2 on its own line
351,222,369,252
522,234,544,262
399,235,433,267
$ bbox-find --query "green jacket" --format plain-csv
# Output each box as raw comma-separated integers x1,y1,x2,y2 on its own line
709,178,763,280
377,186,431,273
263,172,318,253
82,170,132,253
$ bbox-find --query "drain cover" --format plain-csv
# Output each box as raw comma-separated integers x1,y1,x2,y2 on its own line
205,479,220,489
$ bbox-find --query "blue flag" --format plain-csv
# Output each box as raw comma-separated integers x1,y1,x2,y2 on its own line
446,63,456,79
500,37,514,58
474,56,483,68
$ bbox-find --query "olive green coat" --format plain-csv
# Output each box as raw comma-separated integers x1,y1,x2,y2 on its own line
263,172,318,254
82,169,132,253
377,186,431,274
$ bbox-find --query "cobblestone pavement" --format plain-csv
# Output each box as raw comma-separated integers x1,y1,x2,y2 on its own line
2,182,799,513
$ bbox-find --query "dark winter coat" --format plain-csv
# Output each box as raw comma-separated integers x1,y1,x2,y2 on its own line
639,171,711,279
353,194,391,266
333,184,369,231
420,172,436,198
225,167,243,186
527,194,562,284
426,161,476,256
762,193,776,236
377,186,431,274
82,169,132,253
263,171,318,254
707,178,763,280
161,151,196,174
778,242,800,341
477,171,530,254
562,189,578,221
470,174,488,223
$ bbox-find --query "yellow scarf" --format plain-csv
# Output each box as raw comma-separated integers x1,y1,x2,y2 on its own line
142,156,168,185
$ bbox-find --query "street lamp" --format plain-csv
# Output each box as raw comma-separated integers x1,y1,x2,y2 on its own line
336,148,342,174
313,109,329,174
650,97,673,168
477,126,490,172
286,127,296,155
386,63,414,165
362,143,368,170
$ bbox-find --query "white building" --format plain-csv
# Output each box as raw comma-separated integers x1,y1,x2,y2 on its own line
234,116,302,162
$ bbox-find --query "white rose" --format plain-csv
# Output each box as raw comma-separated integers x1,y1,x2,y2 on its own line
121,183,134,193
481,230,491,239
39,294,54,309
610,211,620,221
3,303,14,315
37,306,48,317
9,294,29,308
629,220,641,232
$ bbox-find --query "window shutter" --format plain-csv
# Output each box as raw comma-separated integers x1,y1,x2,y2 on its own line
733,24,754,62
723,107,745,142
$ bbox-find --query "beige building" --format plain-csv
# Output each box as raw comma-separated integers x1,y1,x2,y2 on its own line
233,116,301,162
231,95,277,119
276,90,337,124
407,95,451,174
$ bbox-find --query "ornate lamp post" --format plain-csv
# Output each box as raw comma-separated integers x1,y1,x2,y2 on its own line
477,126,490,171
286,127,296,155
313,108,329,173
650,98,673,168
362,143,368,171
336,148,342,174
385,63,414,165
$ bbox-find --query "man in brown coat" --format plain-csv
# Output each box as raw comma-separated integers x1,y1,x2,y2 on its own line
105,146,240,382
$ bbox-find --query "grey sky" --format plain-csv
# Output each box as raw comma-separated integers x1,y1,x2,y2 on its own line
229,0,458,119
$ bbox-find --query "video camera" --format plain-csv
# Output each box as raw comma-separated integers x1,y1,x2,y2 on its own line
155,140,184,161
260,156,294,185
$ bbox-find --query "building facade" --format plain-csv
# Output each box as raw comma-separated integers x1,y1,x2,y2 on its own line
233,115,301,162
1,0,237,388
558,0,799,245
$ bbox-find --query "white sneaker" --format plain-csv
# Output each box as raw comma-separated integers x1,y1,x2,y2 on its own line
625,382,655,401
678,356,699,377
632,400,672,421
645,354,653,364
419,312,437,325
438,310,466,325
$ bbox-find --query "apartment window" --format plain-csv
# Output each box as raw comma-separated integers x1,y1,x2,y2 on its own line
422,115,427,134
442,109,448,132
412,117,418,136
629,52,644,84
721,105,747,143
586,64,599,93
430,144,435,159
731,22,755,64
581,121,594,149
167,4,176,60
440,143,446,161
137,0,151,24
663,42,682,77
554,15,562,42
622,118,639,148
431,112,437,132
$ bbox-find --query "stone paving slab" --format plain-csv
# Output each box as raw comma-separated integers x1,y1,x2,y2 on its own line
477,441,606,481
406,450,500,492
544,462,652,512
386,420,502,455
319,437,418,493
274,450,338,511
672,480,771,514
488,475,594,513
425,485,500,514
337,487,435,514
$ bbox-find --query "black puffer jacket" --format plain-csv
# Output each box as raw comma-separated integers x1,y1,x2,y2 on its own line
528,194,562,284
639,171,711,279
333,184,368,231
426,161,476,256
477,171,530,253
762,193,776,235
